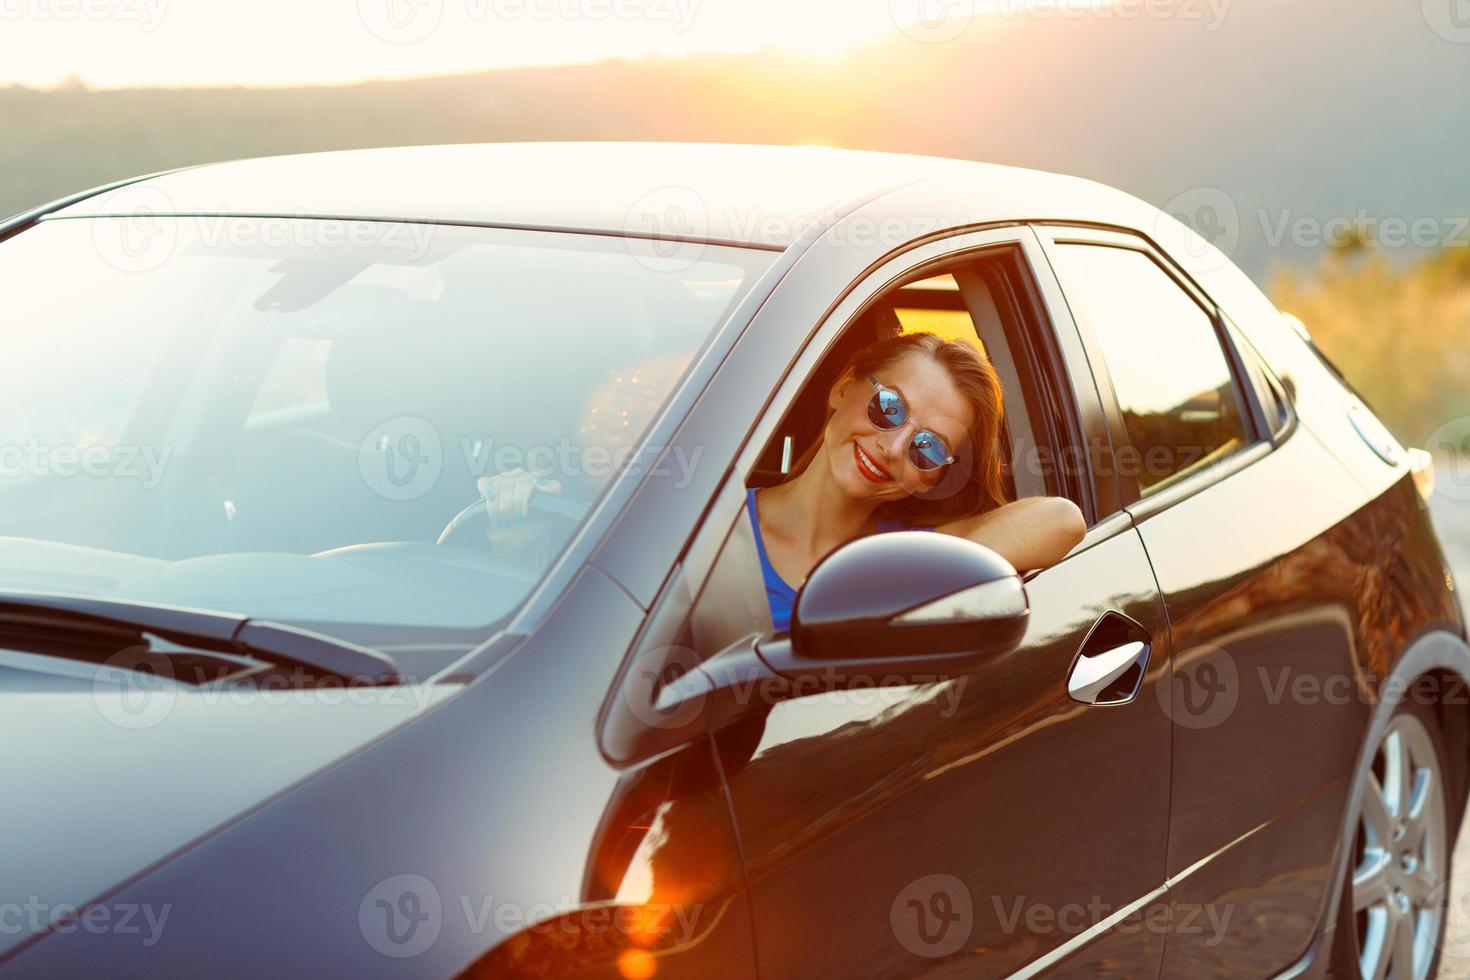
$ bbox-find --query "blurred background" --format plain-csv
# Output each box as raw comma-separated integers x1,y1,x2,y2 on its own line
1,0,1467,545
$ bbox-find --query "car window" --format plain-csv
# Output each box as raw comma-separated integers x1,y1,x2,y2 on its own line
247,337,333,425
0,217,775,652
889,273,981,346
696,250,1072,649
1049,243,1251,496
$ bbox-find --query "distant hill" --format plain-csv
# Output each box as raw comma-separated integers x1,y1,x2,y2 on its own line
3,0,1466,283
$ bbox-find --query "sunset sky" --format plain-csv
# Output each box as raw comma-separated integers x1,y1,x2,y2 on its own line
0,0,1117,88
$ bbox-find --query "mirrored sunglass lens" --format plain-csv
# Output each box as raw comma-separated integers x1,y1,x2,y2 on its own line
910,431,951,471
868,388,906,429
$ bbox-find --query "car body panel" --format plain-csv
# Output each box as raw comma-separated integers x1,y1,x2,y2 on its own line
1135,425,1377,973
717,521,1172,978
44,142,970,249
0,669,456,960
3,566,757,978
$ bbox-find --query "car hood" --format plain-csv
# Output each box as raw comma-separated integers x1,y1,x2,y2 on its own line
0,653,456,959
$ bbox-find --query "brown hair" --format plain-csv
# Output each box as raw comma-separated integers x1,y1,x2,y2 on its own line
791,332,1008,527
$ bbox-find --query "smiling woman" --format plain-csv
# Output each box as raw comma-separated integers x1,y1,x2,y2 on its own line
746,331,1085,630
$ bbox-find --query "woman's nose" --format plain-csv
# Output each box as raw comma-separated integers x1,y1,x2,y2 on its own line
874,424,910,464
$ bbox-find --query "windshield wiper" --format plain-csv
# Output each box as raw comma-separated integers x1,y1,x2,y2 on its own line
0,592,400,685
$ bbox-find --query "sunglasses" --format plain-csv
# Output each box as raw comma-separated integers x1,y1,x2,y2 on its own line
865,374,957,473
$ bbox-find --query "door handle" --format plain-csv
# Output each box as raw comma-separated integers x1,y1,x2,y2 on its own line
1068,639,1150,705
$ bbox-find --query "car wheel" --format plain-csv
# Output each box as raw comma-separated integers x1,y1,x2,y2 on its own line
1332,700,1452,980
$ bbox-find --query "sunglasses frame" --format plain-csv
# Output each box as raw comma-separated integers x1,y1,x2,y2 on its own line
864,374,958,473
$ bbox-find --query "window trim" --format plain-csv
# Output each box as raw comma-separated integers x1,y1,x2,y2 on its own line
1031,224,1278,516
1225,312,1299,447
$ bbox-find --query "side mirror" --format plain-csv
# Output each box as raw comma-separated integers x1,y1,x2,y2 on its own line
623,532,1030,766
775,531,1029,675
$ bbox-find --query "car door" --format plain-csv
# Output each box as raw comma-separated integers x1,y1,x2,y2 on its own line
1035,226,1370,976
617,228,1175,979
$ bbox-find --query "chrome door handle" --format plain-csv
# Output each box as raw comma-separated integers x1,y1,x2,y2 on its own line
1068,640,1150,705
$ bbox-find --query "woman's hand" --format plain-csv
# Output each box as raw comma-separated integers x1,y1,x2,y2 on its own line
478,469,563,529
938,496,1087,572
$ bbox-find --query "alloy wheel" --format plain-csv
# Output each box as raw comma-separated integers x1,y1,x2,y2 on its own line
1351,710,1449,980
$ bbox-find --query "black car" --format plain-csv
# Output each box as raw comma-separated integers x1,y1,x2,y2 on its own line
0,142,1463,979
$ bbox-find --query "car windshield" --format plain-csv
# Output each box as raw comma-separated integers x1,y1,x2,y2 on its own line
0,215,774,667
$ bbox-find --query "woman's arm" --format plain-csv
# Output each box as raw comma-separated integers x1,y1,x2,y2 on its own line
935,496,1087,572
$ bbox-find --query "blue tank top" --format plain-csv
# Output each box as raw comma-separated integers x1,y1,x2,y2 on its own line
745,487,932,631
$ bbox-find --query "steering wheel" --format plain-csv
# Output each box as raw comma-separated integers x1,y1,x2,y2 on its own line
436,492,590,551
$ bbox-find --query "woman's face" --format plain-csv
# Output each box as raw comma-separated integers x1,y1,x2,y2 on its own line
822,352,975,505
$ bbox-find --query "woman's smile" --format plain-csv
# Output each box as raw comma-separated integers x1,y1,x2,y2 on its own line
853,442,893,483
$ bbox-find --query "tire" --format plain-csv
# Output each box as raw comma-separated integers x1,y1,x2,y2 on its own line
1329,698,1453,980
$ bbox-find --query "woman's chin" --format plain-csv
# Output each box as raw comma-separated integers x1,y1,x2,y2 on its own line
835,463,900,500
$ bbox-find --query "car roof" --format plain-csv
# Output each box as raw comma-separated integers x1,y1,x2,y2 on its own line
46,142,1142,249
